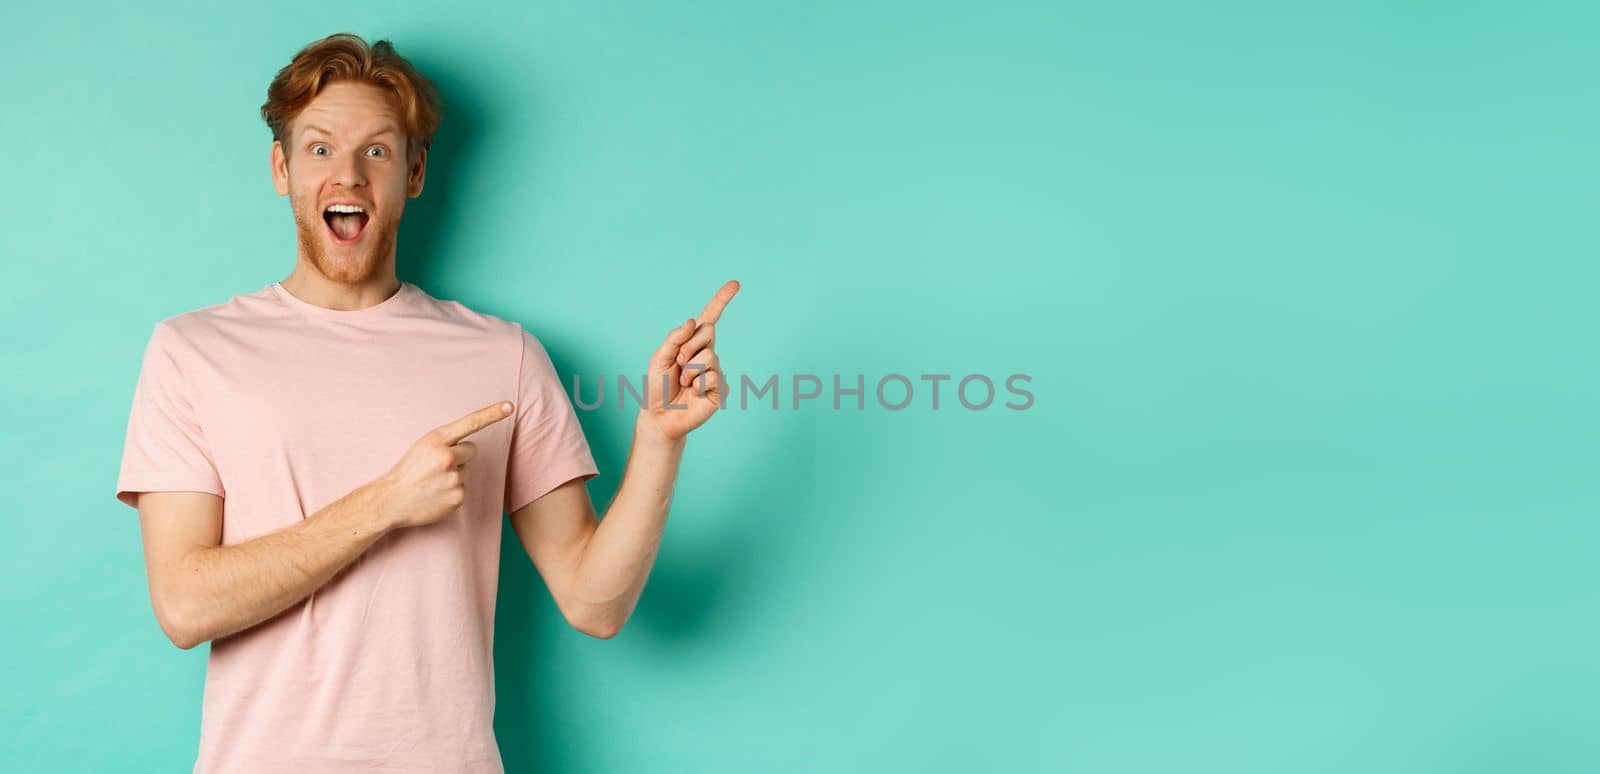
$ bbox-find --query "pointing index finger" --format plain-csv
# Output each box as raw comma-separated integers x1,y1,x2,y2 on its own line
434,401,515,445
695,280,741,326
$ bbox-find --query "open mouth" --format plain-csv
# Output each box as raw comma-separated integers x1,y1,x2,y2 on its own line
322,203,370,244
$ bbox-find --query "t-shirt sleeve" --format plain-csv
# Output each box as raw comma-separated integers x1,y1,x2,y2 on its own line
115,321,225,509
504,325,599,514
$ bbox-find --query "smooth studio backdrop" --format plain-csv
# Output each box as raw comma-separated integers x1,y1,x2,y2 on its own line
3,1,1596,771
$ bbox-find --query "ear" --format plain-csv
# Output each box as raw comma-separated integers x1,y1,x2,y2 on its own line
270,140,290,196
407,145,428,198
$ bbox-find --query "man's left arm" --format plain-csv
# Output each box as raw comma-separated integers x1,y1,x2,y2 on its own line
508,281,739,639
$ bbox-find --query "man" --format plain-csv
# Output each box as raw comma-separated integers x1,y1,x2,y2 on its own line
114,33,738,773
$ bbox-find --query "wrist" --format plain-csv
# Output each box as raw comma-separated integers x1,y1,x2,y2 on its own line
348,479,400,535
635,410,687,453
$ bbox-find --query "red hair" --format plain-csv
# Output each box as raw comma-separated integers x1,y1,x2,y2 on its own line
261,33,442,161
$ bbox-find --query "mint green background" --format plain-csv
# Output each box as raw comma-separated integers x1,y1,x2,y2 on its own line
4,1,1597,771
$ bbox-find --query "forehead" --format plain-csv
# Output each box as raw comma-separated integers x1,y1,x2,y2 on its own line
291,81,403,138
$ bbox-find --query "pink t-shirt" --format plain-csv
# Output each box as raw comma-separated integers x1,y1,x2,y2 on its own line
114,279,599,773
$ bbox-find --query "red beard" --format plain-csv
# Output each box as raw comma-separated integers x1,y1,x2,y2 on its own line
291,198,400,285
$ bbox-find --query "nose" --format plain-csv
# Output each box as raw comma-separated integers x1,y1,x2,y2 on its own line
331,151,367,188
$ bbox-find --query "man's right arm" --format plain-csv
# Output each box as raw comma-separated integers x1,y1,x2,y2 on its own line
136,484,393,650
133,400,515,650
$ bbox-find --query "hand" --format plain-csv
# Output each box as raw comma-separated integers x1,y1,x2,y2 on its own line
642,280,740,440
370,400,515,530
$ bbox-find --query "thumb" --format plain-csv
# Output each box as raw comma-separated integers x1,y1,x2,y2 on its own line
650,318,696,371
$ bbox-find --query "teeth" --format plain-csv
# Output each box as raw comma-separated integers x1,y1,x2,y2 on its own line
325,204,365,214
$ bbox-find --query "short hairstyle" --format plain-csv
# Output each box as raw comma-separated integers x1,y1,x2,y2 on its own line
261,33,442,161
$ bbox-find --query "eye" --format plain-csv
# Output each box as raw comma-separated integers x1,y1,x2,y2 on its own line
365,145,388,158
310,143,330,156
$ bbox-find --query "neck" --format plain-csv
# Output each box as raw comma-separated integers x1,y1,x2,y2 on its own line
280,263,402,312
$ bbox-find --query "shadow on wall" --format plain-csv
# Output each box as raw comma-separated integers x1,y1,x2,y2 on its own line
393,49,819,773
394,50,486,292
495,335,819,772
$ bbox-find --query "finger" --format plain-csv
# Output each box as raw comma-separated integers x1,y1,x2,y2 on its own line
451,441,478,468
675,322,715,365
679,349,720,388
697,368,726,405
433,401,514,445
650,318,696,371
695,280,741,326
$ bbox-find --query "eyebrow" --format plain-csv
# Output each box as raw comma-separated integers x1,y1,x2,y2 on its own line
299,124,402,142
